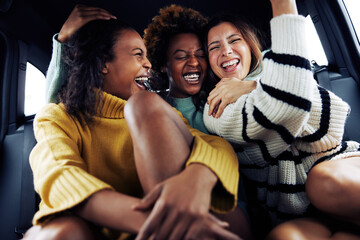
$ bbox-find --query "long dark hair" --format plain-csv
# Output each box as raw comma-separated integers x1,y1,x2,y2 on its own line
59,19,133,125
203,14,264,92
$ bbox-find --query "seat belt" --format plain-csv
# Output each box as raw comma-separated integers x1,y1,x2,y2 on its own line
312,60,332,91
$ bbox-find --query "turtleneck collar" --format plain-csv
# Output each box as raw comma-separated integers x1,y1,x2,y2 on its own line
98,91,127,119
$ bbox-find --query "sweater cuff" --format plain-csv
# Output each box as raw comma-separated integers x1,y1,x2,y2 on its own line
186,135,239,213
33,167,112,224
52,34,64,67
46,34,67,103
270,14,308,58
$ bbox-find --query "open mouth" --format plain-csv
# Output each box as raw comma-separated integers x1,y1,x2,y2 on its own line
135,76,150,89
221,59,240,69
183,72,200,82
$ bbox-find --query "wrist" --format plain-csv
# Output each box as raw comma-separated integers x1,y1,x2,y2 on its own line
185,163,218,190
57,30,70,43
270,0,298,17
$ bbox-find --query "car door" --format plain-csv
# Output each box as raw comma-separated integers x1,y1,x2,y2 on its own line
306,0,360,142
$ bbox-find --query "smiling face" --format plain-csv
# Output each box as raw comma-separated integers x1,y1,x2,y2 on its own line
103,29,151,100
164,33,207,98
207,22,252,80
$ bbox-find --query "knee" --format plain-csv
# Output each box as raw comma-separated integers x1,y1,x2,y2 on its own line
266,219,331,240
306,162,347,211
266,222,303,240
124,91,164,121
24,216,94,240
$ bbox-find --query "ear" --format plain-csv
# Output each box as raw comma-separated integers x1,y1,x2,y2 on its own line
102,64,109,74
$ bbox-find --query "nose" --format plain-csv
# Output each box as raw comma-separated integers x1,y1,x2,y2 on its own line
144,56,152,70
222,43,233,56
187,55,199,67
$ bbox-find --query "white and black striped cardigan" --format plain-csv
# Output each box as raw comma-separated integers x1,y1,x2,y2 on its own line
203,14,360,226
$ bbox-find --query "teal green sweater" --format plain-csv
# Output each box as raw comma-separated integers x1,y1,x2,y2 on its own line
169,97,209,134
46,34,68,103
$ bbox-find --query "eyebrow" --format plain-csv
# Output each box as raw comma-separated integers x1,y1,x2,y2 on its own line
208,33,242,48
132,48,144,53
172,48,204,56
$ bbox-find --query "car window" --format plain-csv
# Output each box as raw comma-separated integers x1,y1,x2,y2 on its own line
24,62,46,116
305,15,328,66
343,0,360,42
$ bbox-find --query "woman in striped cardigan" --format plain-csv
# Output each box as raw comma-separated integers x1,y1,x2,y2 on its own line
203,0,360,239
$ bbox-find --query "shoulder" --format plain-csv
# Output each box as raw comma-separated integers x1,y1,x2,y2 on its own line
34,103,80,132
35,103,68,120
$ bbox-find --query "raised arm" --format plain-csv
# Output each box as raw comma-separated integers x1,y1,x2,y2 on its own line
46,5,116,103
270,0,298,17
203,0,315,154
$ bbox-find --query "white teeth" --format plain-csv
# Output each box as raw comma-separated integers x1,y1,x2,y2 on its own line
135,77,149,81
222,59,239,68
183,73,200,81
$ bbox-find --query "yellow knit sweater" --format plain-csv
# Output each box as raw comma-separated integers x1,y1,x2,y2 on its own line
30,91,239,225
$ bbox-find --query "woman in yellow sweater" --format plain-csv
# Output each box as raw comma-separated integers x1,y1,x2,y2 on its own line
24,10,241,240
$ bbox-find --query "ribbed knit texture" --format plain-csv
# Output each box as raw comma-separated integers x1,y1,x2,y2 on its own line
46,34,68,103
31,91,239,225
203,14,360,226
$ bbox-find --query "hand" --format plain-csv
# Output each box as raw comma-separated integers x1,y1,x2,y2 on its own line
133,164,227,240
58,4,116,43
207,78,257,118
183,213,243,240
270,0,298,17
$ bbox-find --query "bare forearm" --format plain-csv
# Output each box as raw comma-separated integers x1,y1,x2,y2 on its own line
270,0,298,17
75,189,148,234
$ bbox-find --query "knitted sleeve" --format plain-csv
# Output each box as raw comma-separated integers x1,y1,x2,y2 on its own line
30,104,112,224
203,14,316,158
45,34,68,103
177,110,239,213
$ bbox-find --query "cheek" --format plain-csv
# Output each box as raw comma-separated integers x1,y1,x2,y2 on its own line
199,59,208,72
208,54,217,69
240,46,252,66
169,62,183,80
209,54,222,77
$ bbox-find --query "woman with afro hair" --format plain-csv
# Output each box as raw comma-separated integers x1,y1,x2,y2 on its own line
143,4,253,239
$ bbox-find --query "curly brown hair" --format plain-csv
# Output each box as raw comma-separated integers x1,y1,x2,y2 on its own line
143,4,208,109
144,4,208,73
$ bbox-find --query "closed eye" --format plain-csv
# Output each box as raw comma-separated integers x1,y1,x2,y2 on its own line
133,48,144,58
209,45,219,52
229,38,241,44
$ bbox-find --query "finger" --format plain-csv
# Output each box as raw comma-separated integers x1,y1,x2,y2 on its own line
207,89,217,104
75,4,116,17
77,9,117,20
156,210,190,240
132,184,162,211
211,224,242,240
215,100,227,118
212,102,220,118
208,95,221,116
135,199,167,240
208,213,229,228
208,87,218,98
183,220,203,240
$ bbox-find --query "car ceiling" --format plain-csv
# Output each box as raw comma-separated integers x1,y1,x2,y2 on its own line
1,0,306,74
